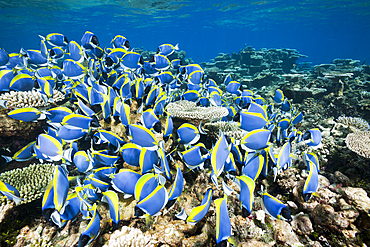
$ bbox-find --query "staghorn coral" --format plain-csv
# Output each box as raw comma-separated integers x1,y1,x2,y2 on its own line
204,121,245,140
0,90,64,109
345,131,370,158
166,100,229,122
103,226,155,247
336,116,370,131
0,163,55,205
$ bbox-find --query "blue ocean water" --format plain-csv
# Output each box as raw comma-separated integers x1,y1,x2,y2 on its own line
0,0,370,65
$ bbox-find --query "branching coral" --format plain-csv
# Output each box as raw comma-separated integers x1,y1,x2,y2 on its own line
345,131,370,158
0,90,64,109
337,116,370,131
0,163,55,205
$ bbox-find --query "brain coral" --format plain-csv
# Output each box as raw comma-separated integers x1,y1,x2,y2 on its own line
0,163,55,205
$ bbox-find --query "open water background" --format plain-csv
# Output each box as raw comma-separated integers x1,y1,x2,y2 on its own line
1,0,370,65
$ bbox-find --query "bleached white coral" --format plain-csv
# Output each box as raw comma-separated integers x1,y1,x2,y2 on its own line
103,226,156,247
337,116,370,131
166,100,228,121
0,90,64,109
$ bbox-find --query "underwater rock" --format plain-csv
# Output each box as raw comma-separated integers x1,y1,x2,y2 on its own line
103,226,155,247
0,110,44,148
272,220,303,247
291,212,314,235
338,187,370,215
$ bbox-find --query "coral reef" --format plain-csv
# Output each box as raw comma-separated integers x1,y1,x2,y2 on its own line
166,100,228,124
345,131,370,158
337,116,370,131
0,163,55,205
103,226,155,247
0,90,64,109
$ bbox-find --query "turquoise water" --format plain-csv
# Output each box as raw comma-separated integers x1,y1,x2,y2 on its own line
1,0,370,64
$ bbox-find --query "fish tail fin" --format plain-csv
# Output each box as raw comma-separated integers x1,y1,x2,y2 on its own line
38,35,46,41
174,43,179,50
175,208,188,221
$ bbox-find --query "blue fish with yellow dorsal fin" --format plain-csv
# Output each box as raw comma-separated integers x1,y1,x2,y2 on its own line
0,69,13,92
139,147,158,174
242,153,264,181
166,163,184,208
91,151,120,168
187,70,203,85
163,115,173,142
73,150,94,173
9,73,34,91
215,194,231,246
240,129,271,152
40,33,68,47
272,141,292,182
76,99,95,117
261,187,292,221
141,109,161,134
134,173,159,202
273,89,284,104
57,125,88,143
46,106,73,123
111,169,141,198
93,166,117,183
85,174,110,192
111,35,130,50
183,90,201,102
36,133,64,160
292,111,304,126
157,43,179,56
135,181,168,217
102,190,120,230
37,77,54,100
302,160,319,202
150,54,171,71
226,81,241,95
120,52,143,70
247,102,267,119
177,123,203,146
178,143,209,170
211,133,230,182
176,188,213,225
12,141,36,162
62,59,87,80
61,113,95,130
237,175,255,217
128,124,159,151
120,143,141,167
49,46,65,62
78,203,101,247
68,40,85,63
302,128,322,147
119,102,131,127
158,141,171,181
0,180,23,205
239,111,268,131
7,107,44,122
223,73,232,86
59,192,81,227
20,48,48,67
81,31,99,49
0,48,10,67
303,152,320,172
